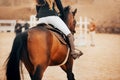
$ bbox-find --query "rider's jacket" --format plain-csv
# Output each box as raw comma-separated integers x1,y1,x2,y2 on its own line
36,0,64,18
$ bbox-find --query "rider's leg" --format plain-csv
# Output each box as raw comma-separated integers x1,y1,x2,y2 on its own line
45,16,71,35
39,16,81,59
67,33,82,59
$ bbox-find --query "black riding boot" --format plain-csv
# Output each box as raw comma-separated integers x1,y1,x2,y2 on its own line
67,34,83,59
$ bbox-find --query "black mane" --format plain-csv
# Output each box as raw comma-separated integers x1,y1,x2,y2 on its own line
60,6,71,22
64,6,71,16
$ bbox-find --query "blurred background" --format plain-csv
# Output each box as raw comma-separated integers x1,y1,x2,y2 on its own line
0,0,120,31
0,0,120,80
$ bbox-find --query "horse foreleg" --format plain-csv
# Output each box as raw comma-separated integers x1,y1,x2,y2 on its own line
60,57,75,80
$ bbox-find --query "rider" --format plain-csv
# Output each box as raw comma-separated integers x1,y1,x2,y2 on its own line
35,0,81,59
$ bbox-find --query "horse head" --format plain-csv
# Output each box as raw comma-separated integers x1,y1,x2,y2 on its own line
62,6,77,34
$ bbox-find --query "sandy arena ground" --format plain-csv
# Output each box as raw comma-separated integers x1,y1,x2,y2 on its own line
0,32,120,80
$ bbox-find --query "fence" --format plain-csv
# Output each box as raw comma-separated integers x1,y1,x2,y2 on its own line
29,15,40,28
75,16,95,46
0,15,37,32
0,16,95,46
0,20,16,32
29,15,37,28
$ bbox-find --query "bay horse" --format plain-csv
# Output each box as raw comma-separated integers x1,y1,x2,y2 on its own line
6,6,79,80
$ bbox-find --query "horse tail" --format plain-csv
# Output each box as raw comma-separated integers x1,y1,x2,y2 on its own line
6,32,28,80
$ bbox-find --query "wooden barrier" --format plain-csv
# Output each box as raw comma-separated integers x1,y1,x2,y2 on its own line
0,20,16,32
76,16,95,46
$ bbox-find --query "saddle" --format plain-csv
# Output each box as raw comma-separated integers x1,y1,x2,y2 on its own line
36,23,69,46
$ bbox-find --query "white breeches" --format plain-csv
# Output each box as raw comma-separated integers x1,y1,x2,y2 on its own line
38,16,71,36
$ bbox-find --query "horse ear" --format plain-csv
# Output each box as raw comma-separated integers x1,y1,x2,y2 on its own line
73,8,77,16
